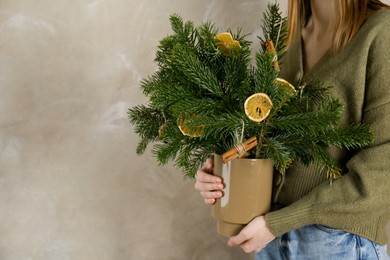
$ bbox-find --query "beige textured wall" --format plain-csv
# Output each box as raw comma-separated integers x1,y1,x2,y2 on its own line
1,0,389,259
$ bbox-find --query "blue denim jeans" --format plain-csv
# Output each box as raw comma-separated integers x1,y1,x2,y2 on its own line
256,224,390,260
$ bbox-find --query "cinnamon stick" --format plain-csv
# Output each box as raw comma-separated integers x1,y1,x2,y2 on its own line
261,40,280,72
221,136,258,164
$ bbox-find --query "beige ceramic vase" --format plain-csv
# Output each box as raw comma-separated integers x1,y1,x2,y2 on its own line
212,154,273,237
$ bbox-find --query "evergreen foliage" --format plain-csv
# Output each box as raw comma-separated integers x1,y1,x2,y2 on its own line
128,3,373,178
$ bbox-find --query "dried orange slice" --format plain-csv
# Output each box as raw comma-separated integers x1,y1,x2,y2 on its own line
178,115,203,137
274,78,296,94
215,32,241,55
244,93,273,123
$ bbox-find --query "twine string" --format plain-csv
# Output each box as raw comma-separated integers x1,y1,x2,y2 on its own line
234,142,246,158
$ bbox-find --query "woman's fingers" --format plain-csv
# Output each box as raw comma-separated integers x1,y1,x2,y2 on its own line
194,156,223,204
200,190,223,200
204,198,216,205
194,181,223,192
196,168,221,183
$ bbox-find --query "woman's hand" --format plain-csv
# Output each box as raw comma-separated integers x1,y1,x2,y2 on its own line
194,156,224,205
227,216,276,253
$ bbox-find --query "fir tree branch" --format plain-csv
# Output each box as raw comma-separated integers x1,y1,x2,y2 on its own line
169,14,196,47
171,45,224,97
318,125,374,150
253,51,279,93
262,137,294,174
259,3,287,56
128,105,162,154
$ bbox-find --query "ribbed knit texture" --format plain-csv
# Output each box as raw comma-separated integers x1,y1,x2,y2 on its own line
264,10,390,245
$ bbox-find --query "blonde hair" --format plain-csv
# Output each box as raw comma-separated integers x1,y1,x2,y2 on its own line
286,0,389,52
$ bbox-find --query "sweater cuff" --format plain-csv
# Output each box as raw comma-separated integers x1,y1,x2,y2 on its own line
264,196,318,237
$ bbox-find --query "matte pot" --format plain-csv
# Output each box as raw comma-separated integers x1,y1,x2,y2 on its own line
212,154,273,237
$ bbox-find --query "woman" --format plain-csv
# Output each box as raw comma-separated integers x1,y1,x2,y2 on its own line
195,0,390,259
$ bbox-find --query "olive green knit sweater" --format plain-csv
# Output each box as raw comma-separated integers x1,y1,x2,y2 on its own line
264,9,390,244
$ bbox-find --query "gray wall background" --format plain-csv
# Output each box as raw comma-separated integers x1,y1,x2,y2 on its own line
0,0,389,259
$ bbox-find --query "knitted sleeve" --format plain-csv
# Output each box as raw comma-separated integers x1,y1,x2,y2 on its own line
264,12,390,244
